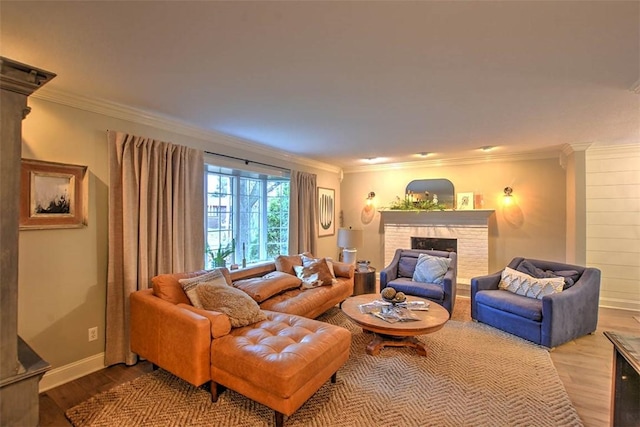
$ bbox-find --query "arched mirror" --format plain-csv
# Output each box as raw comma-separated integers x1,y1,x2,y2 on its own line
405,179,455,209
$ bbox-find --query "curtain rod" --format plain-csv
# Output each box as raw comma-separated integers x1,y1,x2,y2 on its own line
204,151,291,173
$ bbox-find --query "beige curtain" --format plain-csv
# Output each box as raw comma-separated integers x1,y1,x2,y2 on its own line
288,170,317,255
105,131,204,366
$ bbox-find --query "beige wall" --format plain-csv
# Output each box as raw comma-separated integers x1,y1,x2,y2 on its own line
19,97,340,374
340,157,567,275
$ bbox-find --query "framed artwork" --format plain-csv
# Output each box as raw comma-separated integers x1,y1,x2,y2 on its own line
317,187,335,237
456,192,474,210
20,159,88,230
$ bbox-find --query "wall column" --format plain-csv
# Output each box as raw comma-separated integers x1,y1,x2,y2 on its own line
563,143,590,265
0,57,56,426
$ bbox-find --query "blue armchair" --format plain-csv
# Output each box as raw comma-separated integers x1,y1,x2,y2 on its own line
380,249,457,314
471,257,601,348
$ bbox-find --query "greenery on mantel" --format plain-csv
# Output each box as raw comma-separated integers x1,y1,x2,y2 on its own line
382,196,446,211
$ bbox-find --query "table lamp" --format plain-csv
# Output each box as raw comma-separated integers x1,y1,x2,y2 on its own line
337,227,363,265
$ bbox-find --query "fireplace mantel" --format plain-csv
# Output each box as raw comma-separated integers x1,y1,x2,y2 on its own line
380,210,494,226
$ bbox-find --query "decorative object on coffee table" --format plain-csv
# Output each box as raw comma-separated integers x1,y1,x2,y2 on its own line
341,294,449,356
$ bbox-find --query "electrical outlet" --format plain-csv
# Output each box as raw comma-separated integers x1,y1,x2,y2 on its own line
88,327,98,342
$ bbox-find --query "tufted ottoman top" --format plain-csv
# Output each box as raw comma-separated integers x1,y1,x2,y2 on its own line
210,311,351,399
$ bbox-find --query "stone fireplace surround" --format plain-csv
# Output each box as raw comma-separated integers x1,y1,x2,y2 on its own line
381,210,495,286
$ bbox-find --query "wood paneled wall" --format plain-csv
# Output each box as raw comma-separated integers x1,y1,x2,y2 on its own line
586,145,640,311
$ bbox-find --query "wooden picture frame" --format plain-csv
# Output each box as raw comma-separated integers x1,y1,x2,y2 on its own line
456,192,474,210
317,187,335,237
20,159,88,230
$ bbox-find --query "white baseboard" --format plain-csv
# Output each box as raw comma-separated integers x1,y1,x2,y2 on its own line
39,352,106,393
599,297,640,313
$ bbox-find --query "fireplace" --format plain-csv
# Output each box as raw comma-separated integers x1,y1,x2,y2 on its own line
381,210,494,286
411,237,457,253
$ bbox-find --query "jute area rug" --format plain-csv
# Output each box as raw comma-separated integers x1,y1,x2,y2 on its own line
66,307,582,427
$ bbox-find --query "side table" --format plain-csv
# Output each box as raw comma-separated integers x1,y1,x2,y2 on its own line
353,267,376,295
604,331,640,426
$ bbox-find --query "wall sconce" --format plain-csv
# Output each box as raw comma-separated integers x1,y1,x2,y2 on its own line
503,187,514,205
361,192,376,225
337,227,363,265
366,191,376,206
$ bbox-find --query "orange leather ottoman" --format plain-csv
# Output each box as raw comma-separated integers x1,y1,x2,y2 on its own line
210,311,351,426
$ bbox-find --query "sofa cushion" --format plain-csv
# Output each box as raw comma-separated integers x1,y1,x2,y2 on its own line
412,254,451,285
294,258,335,288
331,261,354,279
196,282,267,328
499,267,564,299
516,259,579,290
210,311,351,400
233,271,302,303
398,256,418,278
179,269,229,308
152,269,230,305
274,254,304,275
553,270,581,289
475,289,543,321
387,278,444,302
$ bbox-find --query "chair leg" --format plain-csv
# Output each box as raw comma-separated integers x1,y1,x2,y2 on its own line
210,381,219,402
210,381,227,403
275,411,284,427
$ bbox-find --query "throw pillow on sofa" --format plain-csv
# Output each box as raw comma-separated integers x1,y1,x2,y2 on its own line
233,271,302,303
294,258,334,289
179,269,229,308
302,255,338,283
499,267,564,299
195,282,267,327
274,252,312,275
412,254,451,285
516,260,579,290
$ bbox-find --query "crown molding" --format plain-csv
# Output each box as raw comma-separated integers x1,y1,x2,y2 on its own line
342,149,563,174
30,87,341,174
561,142,593,156
586,143,640,159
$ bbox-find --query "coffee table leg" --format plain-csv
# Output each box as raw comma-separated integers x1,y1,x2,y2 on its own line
365,334,428,357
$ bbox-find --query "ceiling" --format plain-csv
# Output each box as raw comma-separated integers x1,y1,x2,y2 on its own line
1,1,638,168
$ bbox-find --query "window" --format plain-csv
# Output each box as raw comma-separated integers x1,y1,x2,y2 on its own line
205,163,289,268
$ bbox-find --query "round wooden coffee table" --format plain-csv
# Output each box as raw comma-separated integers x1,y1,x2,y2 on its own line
341,294,450,356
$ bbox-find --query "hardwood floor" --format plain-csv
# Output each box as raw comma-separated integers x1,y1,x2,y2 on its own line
39,299,639,426
551,306,639,427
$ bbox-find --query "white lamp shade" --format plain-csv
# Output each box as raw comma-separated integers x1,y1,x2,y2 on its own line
337,228,363,249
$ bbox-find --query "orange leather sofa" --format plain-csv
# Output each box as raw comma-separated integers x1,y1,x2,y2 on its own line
130,258,354,426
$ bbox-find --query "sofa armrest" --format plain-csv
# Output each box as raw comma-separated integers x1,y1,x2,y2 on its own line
130,289,213,387
332,261,355,279
470,271,502,319
471,271,502,293
179,305,232,338
542,267,601,347
380,251,402,288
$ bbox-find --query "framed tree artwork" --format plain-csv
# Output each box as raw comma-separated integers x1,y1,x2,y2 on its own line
20,159,88,230
317,187,335,237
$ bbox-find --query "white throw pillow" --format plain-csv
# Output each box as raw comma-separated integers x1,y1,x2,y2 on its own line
178,269,228,308
499,267,564,299
412,254,451,285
